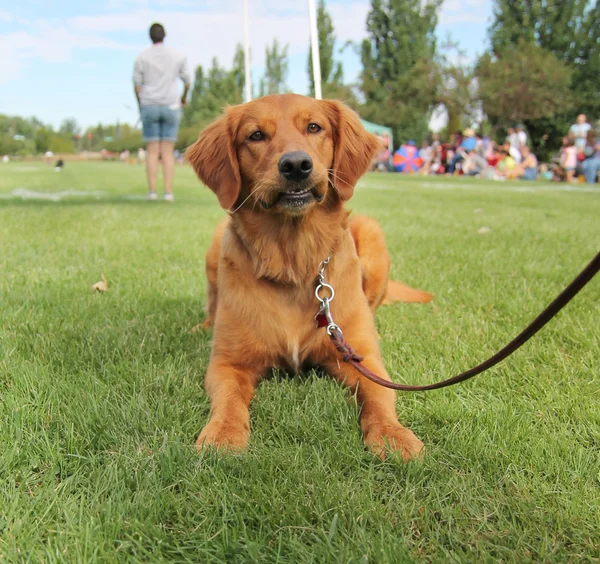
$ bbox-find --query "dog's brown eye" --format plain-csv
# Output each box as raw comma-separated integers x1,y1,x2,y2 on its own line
248,131,265,142
307,123,322,134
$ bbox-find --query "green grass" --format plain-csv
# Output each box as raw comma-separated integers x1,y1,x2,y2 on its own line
1,161,599,562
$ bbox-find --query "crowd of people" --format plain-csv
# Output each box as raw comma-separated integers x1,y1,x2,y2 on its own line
379,114,600,184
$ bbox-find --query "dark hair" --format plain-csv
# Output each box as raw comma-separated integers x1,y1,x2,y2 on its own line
149,23,166,44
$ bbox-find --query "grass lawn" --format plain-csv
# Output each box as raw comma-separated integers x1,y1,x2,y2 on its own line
1,161,599,562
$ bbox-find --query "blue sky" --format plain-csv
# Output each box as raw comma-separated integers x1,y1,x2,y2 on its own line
0,0,493,130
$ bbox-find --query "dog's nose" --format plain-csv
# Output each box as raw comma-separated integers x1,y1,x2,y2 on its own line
278,151,313,182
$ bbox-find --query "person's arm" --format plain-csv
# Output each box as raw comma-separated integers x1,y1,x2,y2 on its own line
134,85,142,109
181,82,190,107
179,57,191,107
133,57,143,109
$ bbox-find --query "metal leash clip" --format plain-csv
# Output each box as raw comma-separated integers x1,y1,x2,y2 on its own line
314,256,342,337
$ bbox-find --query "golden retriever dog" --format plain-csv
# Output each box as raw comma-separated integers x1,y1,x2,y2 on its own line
187,94,431,460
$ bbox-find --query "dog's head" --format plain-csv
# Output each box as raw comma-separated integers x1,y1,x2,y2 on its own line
186,94,381,215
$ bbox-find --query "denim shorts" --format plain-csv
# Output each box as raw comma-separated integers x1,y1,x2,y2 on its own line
140,105,181,142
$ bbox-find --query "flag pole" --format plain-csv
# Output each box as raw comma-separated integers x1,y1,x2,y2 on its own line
243,0,252,102
307,0,322,99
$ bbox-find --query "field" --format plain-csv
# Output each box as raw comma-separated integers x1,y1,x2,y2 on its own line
1,161,599,562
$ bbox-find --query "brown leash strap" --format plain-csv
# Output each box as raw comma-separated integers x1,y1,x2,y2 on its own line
329,250,600,391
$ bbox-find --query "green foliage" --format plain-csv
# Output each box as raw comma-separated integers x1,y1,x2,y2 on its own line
432,39,479,134
260,39,289,96
48,136,75,154
59,118,80,136
104,125,143,153
0,114,78,156
487,0,599,154
359,0,443,146
476,40,573,125
181,46,246,141
306,0,357,106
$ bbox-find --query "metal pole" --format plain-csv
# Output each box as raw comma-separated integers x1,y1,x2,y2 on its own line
243,0,252,102
307,0,322,99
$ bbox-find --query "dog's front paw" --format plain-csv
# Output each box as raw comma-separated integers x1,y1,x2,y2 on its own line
363,422,424,462
195,418,249,452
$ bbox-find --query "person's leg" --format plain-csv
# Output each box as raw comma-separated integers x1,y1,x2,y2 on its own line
145,142,160,195
583,158,599,184
449,153,463,173
566,167,575,183
159,141,175,195
140,106,160,197
158,107,181,199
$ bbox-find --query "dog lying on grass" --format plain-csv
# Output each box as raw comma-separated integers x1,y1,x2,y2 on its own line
187,94,431,460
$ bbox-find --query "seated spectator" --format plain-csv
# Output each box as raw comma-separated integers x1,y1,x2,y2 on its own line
370,146,390,172
569,114,591,152
447,128,477,173
495,148,517,178
463,150,488,176
419,140,433,174
430,142,443,174
449,131,462,150
482,136,494,161
445,147,455,172
580,130,600,184
508,145,538,180
539,163,553,181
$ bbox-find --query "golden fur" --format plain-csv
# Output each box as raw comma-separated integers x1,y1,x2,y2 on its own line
187,94,431,460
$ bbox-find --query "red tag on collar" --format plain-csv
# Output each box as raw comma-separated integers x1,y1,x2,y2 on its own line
315,312,328,328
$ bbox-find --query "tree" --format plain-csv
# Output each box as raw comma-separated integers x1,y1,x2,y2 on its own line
488,0,599,129
260,39,289,96
48,135,75,154
182,46,246,135
476,40,573,157
59,118,80,136
231,44,246,98
359,0,443,145
306,0,357,103
432,38,480,135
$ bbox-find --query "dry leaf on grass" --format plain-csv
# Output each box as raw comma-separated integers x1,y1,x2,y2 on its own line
478,226,491,234
92,273,108,292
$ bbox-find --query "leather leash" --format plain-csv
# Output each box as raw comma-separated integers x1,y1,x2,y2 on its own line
315,251,600,392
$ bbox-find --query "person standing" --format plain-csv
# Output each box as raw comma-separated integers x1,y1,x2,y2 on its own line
516,125,527,149
569,114,591,153
133,23,190,201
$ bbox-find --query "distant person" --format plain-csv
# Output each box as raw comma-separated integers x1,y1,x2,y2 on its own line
447,128,476,173
516,124,527,148
418,140,433,174
133,23,191,202
508,145,538,180
553,136,577,182
580,130,600,184
506,127,522,162
569,114,591,152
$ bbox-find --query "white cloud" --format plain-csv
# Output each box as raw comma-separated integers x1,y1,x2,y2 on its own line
0,18,137,83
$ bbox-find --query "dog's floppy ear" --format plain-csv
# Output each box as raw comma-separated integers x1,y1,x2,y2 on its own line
186,110,241,210
324,100,382,201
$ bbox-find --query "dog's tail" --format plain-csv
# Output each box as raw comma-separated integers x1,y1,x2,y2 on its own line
383,280,433,304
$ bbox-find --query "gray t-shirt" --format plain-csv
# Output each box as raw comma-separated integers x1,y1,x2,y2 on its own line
133,44,190,108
